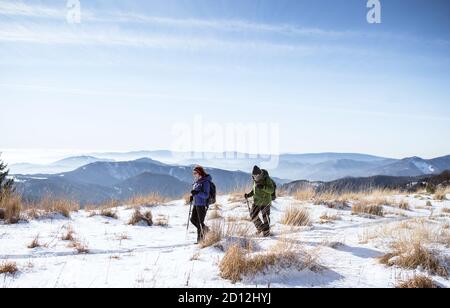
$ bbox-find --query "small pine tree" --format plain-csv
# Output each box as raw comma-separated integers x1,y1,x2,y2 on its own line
0,154,14,199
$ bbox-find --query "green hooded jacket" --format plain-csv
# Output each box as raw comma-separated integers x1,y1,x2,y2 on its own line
247,169,275,206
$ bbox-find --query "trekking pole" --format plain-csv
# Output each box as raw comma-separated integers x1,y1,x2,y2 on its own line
246,197,251,215
186,200,193,238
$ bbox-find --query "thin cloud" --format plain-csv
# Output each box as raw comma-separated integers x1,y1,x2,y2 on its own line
0,1,389,41
1,1,448,49
0,0,63,18
0,21,359,56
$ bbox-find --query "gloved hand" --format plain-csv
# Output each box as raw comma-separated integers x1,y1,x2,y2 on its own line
244,193,251,199
191,190,199,196
189,195,194,203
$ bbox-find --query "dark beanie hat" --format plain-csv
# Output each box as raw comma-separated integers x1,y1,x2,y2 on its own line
252,165,262,176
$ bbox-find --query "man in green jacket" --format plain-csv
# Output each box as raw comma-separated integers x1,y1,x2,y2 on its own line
245,166,275,237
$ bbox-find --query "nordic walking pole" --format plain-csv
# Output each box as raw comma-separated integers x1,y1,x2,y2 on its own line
246,197,251,215
186,199,193,239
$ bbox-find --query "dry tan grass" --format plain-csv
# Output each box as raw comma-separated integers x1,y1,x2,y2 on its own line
396,276,438,288
396,200,410,211
190,252,201,261
24,197,80,218
293,188,316,201
219,241,321,283
0,192,22,224
154,214,169,227
359,217,450,248
434,188,448,201
183,193,192,205
226,215,251,222
225,222,252,238
61,226,75,241
219,244,247,283
303,188,401,205
125,193,169,208
68,240,89,254
100,208,118,219
352,200,384,217
208,209,223,220
228,192,247,204
280,205,311,226
227,186,253,202
28,234,44,249
85,199,120,212
379,241,448,277
128,209,153,226
116,233,130,241
0,261,18,275
442,208,450,214
200,221,223,248
199,221,252,249
319,213,341,223
89,206,119,219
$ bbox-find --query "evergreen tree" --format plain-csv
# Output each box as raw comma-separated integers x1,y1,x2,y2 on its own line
0,154,14,198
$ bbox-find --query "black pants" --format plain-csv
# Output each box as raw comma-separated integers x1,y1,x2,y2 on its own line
190,206,208,240
251,204,271,233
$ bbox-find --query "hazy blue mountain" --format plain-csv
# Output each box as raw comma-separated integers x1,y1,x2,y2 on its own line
367,155,450,177
14,176,116,205
13,158,256,204
281,171,450,195
114,172,191,199
11,152,450,204
279,153,391,164
10,156,114,175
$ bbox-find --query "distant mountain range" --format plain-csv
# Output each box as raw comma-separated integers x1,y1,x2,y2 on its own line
11,151,450,182
86,151,450,181
281,171,450,195
9,151,450,205
13,158,260,205
10,156,114,175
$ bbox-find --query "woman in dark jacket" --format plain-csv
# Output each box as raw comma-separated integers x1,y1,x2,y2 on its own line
190,166,212,243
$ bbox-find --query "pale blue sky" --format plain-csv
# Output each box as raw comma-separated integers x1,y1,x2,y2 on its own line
1,0,450,159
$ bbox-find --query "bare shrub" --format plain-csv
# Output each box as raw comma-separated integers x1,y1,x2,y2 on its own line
352,201,384,217
396,200,410,211
61,226,75,241
379,242,448,277
128,209,153,226
200,221,223,248
396,276,439,288
69,241,89,254
280,206,311,226
0,192,22,224
220,242,321,283
434,188,448,201
0,261,18,275
319,213,341,223
28,234,44,249
155,214,169,227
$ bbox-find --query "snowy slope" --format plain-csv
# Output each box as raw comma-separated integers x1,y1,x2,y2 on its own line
1,195,449,288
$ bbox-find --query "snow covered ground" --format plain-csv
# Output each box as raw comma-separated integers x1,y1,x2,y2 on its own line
1,194,449,288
